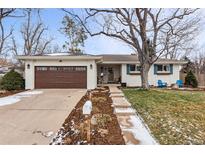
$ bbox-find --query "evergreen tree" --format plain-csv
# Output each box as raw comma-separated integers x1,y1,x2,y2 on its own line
185,70,198,88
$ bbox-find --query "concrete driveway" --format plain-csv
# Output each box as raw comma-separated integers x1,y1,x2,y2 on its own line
0,89,86,145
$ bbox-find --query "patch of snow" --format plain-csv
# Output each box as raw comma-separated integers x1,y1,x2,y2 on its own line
33,130,54,138
0,97,21,106
0,90,43,106
45,52,70,56
17,91,43,95
115,108,136,114
50,130,64,145
124,115,158,145
44,131,54,138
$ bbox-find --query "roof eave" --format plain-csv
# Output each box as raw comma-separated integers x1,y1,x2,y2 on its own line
100,61,140,64
16,55,102,61
98,60,187,65
154,61,188,65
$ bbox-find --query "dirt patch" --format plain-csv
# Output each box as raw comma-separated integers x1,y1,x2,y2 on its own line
166,87,205,92
50,87,125,145
0,90,26,98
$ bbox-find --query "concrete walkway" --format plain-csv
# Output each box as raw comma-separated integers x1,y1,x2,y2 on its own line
0,89,86,145
109,85,158,145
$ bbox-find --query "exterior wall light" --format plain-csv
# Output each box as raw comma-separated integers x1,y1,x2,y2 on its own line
90,64,93,69
27,64,30,69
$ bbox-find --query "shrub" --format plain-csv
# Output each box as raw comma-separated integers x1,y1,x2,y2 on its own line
1,69,25,91
0,76,2,90
185,70,198,88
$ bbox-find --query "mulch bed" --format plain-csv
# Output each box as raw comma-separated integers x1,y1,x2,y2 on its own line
166,87,205,92
0,90,26,98
50,87,125,145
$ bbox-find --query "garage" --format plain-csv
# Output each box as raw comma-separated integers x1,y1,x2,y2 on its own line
35,66,87,89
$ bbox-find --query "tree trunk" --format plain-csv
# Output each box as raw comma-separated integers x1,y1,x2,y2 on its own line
141,63,151,90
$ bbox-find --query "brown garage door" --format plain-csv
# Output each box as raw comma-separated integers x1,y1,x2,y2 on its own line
35,66,87,88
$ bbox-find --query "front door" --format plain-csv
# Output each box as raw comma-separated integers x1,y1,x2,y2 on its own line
108,67,114,83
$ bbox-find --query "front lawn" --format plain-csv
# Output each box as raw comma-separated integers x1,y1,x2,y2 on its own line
122,88,205,144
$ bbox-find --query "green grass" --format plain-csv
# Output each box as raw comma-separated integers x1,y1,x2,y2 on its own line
122,88,205,144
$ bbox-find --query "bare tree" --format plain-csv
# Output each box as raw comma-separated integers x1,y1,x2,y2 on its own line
0,9,24,56
162,15,200,59
11,9,53,56
193,49,205,74
63,8,201,89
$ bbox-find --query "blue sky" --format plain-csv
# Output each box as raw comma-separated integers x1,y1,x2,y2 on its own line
3,8,205,57
4,8,133,55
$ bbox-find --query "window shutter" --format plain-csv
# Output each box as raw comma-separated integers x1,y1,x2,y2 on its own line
127,64,130,74
154,64,157,75
170,64,173,74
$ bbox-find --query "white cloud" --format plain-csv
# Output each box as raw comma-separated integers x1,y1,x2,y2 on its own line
84,35,134,55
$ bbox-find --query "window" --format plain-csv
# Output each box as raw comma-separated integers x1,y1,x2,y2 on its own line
76,67,86,71
164,65,170,72
157,65,163,71
36,67,47,71
49,67,58,71
129,64,141,73
57,67,63,71
136,66,141,72
157,65,170,73
63,67,73,71
130,65,136,72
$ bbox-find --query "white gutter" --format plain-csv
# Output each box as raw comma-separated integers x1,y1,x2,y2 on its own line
100,60,187,65
154,61,188,65
16,55,102,61
100,61,140,64
16,55,187,65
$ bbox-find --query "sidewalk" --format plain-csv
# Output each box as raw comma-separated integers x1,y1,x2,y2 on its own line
109,85,158,145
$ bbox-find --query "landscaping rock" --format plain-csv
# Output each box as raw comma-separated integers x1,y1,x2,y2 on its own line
50,87,125,145
64,137,72,144
98,128,108,137
91,116,97,125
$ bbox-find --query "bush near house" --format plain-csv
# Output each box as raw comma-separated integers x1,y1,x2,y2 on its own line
1,69,25,91
185,70,198,88
0,76,2,90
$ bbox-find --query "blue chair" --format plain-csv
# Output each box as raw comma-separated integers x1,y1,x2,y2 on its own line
157,80,167,88
176,80,183,88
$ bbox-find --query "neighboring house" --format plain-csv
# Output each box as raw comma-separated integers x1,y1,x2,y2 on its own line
0,58,25,78
0,58,14,77
17,54,187,89
13,65,25,78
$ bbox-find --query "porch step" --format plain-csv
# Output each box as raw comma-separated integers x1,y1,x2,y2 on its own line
109,86,122,93
115,112,136,116
110,91,123,94
114,107,136,115
113,103,131,108
110,93,124,98
112,98,131,108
